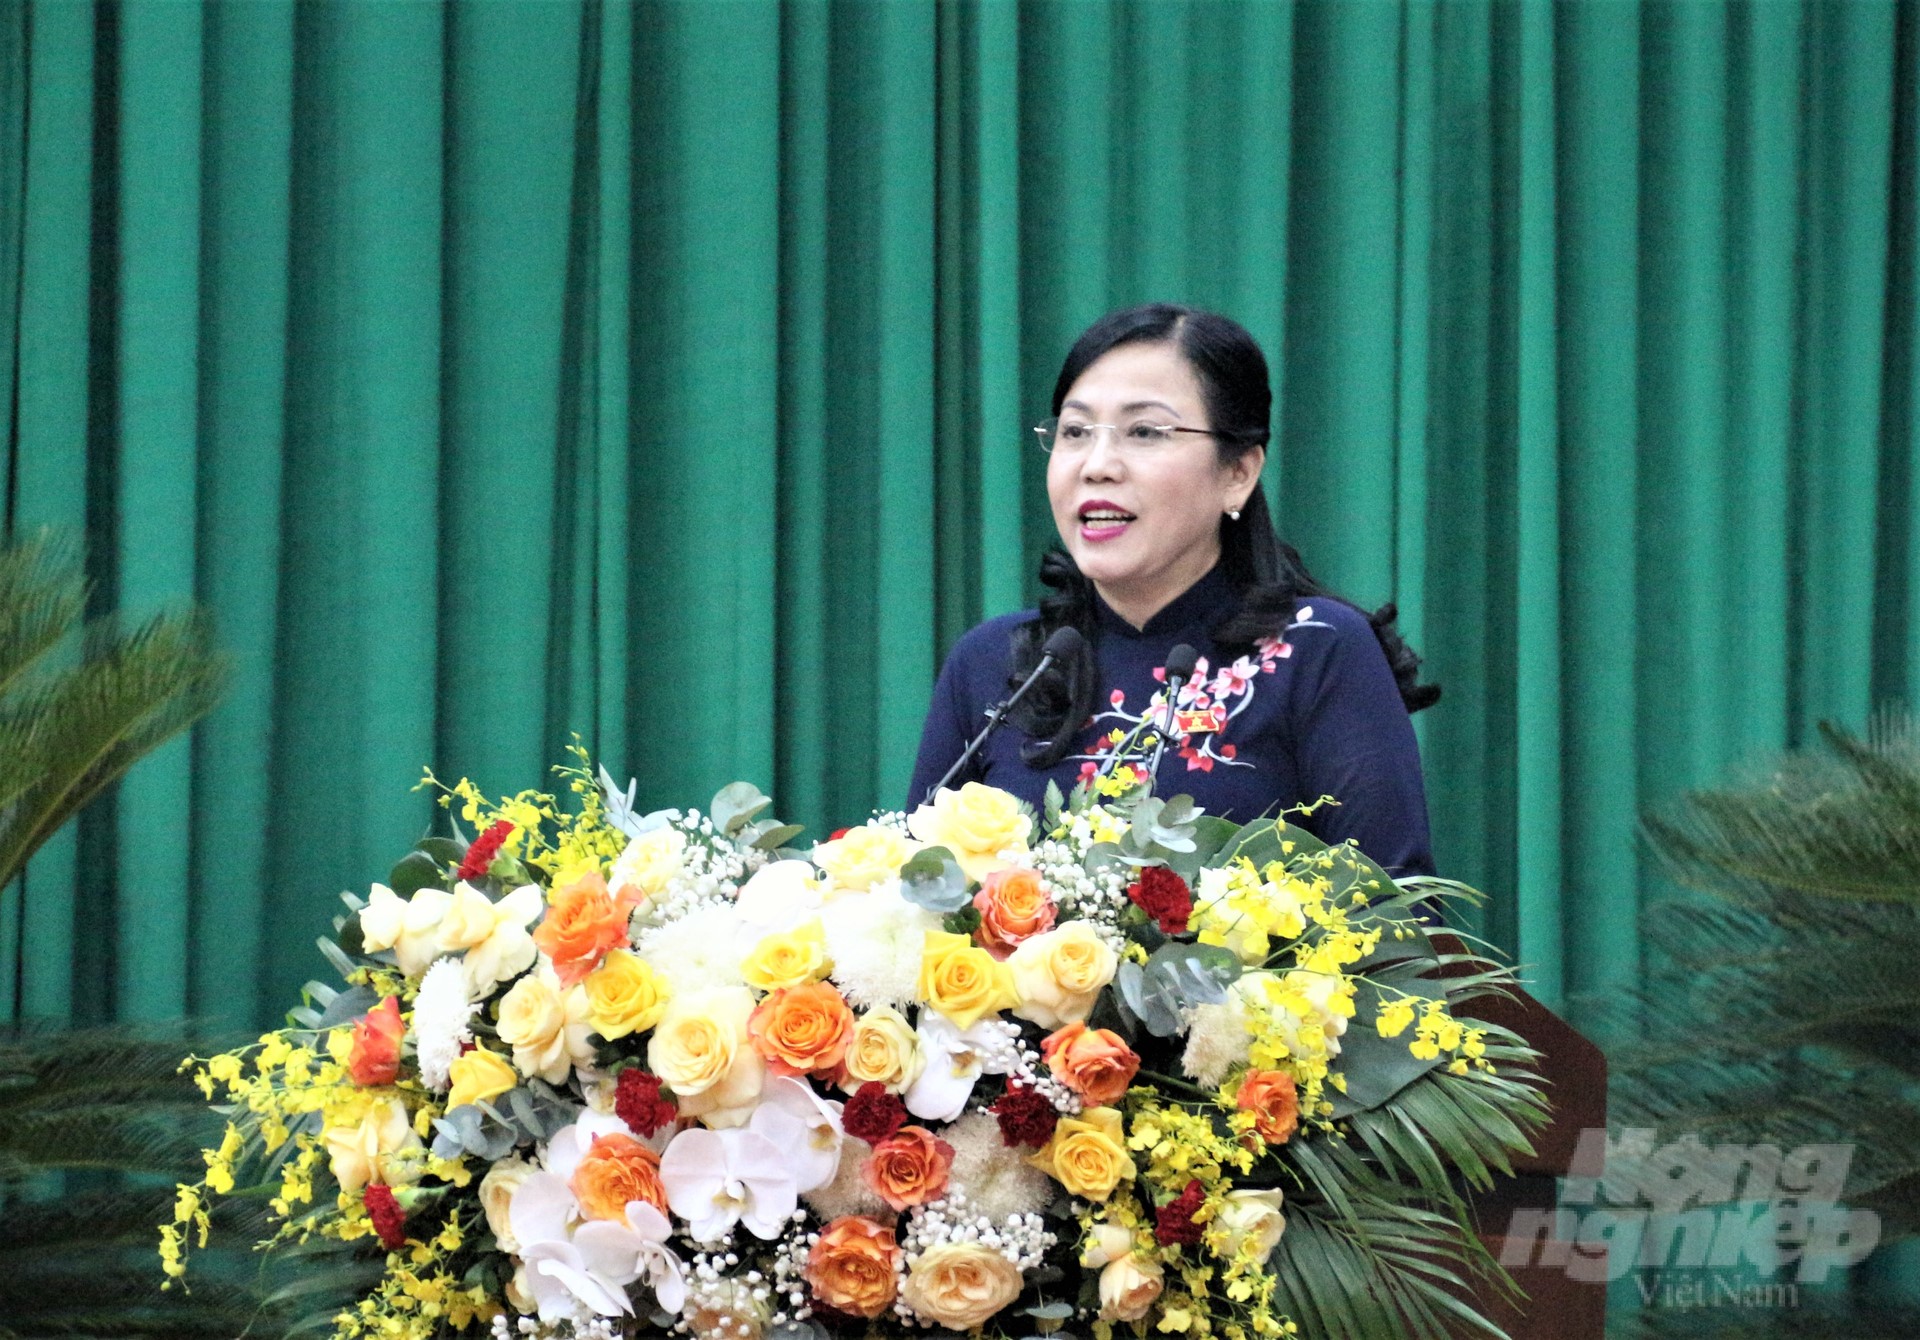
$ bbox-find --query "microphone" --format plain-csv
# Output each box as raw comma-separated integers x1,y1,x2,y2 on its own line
924,625,1085,803
1145,644,1200,784
1098,643,1200,781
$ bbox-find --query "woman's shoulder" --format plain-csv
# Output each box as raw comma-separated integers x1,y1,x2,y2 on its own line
944,608,1043,670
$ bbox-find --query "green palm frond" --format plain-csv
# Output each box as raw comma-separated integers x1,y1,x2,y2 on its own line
1601,713,1920,1284
0,1026,373,1340
0,528,227,894
1271,1136,1518,1340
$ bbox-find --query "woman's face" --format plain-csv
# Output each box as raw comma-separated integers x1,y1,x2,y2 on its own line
1046,342,1264,623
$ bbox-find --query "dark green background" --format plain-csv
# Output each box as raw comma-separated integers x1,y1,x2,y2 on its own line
0,0,1912,1057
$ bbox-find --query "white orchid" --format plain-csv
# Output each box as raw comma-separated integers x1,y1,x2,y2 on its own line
747,1075,844,1193
903,1012,1016,1122
659,1126,796,1242
509,1171,685,1320
438,880,544,994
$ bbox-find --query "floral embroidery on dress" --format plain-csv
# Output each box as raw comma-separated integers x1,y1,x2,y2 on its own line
1069,605,1334,783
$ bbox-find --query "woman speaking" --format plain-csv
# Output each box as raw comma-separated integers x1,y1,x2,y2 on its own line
906,304,1438,877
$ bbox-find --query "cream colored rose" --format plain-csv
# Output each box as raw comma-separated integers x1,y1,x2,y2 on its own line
648,986,765,1125
812,824,918,893
359,883,452,977
479,1155,535,1253
900,1240,1024,1330
841,1005,924,1092
322,1096,421,1196
1098,1254,1164,1322
1009,922,1119,1029
610,826,686,904
504,1266,536,1315
1217,1188,1287,1264
495,966,595,1083
908,784,1032,883
1079,1223,1135,1268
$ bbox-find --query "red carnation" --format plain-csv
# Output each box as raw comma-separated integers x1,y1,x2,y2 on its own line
363,1183,408,1250
1155,1178,1206,1248
456,819,516,882
615,1068,678,1136
842,1081,908,1144
1127,865,1193,934
989,1083,1059,1148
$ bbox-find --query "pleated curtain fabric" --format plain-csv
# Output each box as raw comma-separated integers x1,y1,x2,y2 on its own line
0,0,1914,1052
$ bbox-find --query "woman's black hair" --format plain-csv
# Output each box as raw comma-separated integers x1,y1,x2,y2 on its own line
1008,303,1440,768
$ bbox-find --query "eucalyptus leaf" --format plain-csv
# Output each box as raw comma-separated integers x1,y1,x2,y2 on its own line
1023,1301,1074,1320
711,781,773,836
901,846,972,912
750,821,807,852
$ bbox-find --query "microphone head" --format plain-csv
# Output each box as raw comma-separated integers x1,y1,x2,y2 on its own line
1042,625,1085,661
1165,643,1200,680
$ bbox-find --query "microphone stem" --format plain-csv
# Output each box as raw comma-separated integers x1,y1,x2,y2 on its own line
925,651,1059,802
1145,674,1188,786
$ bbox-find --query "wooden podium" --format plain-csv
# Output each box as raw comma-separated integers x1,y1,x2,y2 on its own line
1436,940,1612,1336
1446,944,1610,1338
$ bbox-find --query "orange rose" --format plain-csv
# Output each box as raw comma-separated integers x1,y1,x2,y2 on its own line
1041,1022,1140,1107
971,868,1057,958
570,1131,669,1219
861,1125,954,1211
533,872,640,987
805,1215,903,1318
346,996,404,1087
1235,1069,1300,1145
748,981,856,1077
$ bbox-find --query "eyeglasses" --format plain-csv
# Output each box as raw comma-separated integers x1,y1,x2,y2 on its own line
1032,416,1217,455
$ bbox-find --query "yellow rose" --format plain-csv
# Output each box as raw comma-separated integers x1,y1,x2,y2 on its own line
907,783,1032,883
900,1240,1024,1330
495,966,595,1083
1098,1254,1164,1322
741,920,832,992
812,824,918,892
479,1155,535,1252
609,826,685,904
1028,1106,1136,1201
841,1005,924,1092
918,930,1019,1030
1009,922,1119,1029
322,1095,421,1196
446,1043,519,1111
648,986,765,1125
584,949,673,1039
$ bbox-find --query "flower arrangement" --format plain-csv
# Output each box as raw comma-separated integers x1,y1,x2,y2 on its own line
163,746,1547,1340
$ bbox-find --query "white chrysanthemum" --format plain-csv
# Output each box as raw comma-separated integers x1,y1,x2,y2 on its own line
801,1135,889,1222
942,1110,1056,1222
635,903,747,994
821,885,941,1011
412,958,477,1091
1181,996,1252,1089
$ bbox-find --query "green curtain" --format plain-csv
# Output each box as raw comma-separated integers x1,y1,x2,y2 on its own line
1,0,1913,1059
